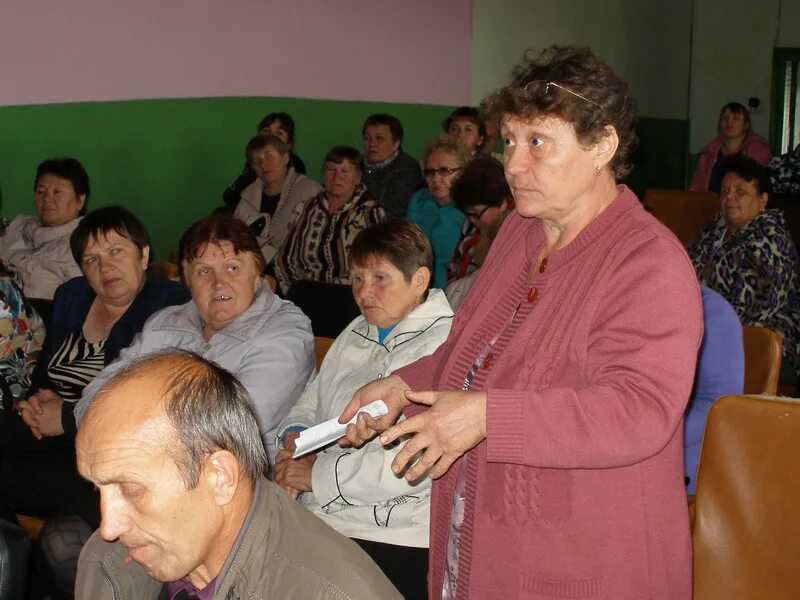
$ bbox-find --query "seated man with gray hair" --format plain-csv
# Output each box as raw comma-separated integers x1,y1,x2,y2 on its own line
75,350,401,599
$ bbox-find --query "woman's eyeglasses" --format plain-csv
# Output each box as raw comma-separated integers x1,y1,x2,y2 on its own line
523,80,604,109
423,166,462,179
464,206,491,220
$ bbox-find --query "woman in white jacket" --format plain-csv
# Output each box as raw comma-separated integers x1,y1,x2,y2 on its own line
0,158,88,299
275,220,452,599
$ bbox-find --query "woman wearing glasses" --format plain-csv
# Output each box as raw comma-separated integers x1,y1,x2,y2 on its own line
444,158,514,309
341,46,701,598
407,135,470,288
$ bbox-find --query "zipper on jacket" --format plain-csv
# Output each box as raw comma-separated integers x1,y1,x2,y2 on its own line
100,561,118,600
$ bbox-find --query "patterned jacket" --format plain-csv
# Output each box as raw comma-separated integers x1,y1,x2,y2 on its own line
768,144,800,195
275,184,385,293
688,209,800,371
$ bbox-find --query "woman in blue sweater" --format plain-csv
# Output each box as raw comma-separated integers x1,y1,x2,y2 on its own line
684,286,744,493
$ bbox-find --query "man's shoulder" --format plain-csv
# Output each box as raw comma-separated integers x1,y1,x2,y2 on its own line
392,151,424,175
232,483,402,599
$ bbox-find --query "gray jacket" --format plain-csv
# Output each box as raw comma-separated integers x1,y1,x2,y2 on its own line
75,479,403,599
75,281,314,464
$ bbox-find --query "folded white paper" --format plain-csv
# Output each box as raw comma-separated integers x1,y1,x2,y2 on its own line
292,400,389,458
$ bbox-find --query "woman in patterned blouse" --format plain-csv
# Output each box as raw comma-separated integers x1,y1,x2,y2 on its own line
688,156,800,374
275,146,386,294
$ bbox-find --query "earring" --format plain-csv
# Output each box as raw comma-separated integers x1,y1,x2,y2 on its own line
594,165,602,176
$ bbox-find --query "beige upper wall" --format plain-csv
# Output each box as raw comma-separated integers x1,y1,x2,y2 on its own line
689,0,800,151
471,0,694,120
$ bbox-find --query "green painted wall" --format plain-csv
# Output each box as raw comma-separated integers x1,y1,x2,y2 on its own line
622,118,690,196
0,97,455,261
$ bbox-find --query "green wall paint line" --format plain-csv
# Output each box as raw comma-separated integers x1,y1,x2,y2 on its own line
0,98,689,263
0,97,456,261
623,117,690,195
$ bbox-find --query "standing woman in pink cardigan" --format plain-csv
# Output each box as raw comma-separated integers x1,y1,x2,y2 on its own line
690,102,772,193
341,45,703,599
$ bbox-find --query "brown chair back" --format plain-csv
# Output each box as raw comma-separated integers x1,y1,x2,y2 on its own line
642,189,719,245
263,274,277,292
149,262,179,281
15,514,44,540
314,336,335,371
741,325,782,395
693,394,800,599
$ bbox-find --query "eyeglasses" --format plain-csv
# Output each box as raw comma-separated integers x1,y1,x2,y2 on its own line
423,166,462,179
523,80,604,109
464,205,492,220
324,166,356,178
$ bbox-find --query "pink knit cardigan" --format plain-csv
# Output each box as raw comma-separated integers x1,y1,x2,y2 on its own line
396,186,702,599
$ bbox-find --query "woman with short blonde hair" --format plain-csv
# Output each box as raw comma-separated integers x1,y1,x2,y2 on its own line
408,134,471,288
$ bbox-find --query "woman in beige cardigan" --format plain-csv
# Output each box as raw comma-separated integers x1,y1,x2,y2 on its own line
234,134,321,266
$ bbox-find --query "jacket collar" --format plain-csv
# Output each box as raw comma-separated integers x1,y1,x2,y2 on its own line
25,215,82,245
351,287,453,350
160,279,276,341
700,131,768,156
711,208,786,244
320,182,369,214
210,479,268,598
365,149,400,170
240,167,301,212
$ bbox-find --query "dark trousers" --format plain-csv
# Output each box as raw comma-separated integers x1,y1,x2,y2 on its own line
0,408,99,528
353,538,429,600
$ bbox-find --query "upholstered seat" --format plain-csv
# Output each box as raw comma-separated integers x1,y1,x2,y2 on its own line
0,520,30,600
314,336,335,371
741,325,782,395
643,188,719,245
148,262,179,281
693,394,800,599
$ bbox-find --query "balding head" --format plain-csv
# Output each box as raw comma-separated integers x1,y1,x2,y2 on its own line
82,351,267,487
76,351,267,585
